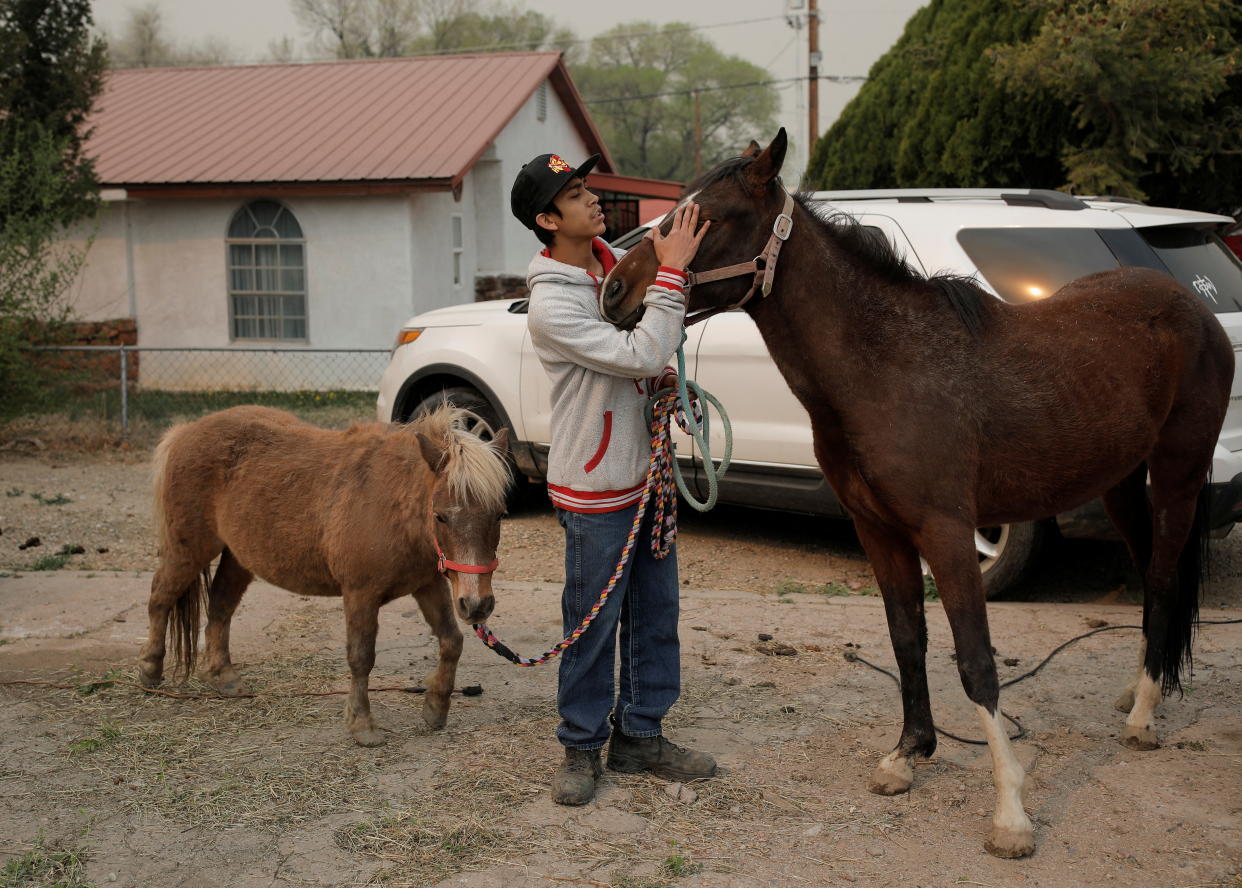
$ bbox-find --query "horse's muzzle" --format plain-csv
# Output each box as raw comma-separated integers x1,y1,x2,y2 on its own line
456,593,495,624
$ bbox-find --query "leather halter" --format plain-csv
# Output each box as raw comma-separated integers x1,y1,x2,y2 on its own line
682,190,795,326
434,538,499,575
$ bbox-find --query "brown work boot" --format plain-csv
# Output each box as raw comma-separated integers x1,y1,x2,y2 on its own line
607,733,718,781
551,747,603,806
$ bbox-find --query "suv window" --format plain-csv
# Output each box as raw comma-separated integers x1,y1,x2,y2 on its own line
1137,226,1242,314
957,228,1121,304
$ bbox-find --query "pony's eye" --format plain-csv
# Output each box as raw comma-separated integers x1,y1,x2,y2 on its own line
498,511,509,521
435,513,447,523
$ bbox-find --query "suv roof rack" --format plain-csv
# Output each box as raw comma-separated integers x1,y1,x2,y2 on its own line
805,188,1095,211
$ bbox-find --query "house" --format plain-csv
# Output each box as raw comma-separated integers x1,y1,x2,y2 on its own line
68,52,680,387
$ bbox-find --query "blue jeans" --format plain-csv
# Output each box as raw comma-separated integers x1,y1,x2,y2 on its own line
555,503,681,749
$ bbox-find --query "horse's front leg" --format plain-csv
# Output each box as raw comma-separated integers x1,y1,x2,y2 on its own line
854,519,936,795
413,578,464,731
920,521,1034,859
342,590,385,747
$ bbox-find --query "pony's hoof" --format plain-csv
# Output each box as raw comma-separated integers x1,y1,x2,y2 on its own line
1113,689,1136,713
208,677,249,696
422,705,449,731
351,727,386,747
1120,725,1159,750
868,754,913,796
985,826,1036,859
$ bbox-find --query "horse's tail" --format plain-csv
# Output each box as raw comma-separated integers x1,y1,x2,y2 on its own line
151,422,210,679
1160,479,1211,695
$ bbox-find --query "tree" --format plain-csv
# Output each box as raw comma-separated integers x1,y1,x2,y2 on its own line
292,0,574,59
0,0,106,409
805,0,1241,214
108,3,237,68
0,0,106,223
990,0,1239,201
804,0,1070,192
571,23,779,181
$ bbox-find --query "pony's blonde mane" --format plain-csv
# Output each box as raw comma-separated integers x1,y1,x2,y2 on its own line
409,404,511,511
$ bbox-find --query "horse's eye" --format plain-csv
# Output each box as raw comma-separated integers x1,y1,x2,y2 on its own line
498,511,509,521
435,513,447,523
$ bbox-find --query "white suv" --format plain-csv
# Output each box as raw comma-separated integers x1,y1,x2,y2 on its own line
378,189,1242,596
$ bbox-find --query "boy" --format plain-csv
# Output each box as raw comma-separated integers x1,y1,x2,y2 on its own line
510,152,714,805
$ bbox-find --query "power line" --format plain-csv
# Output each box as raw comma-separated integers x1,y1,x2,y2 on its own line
583,74,866,105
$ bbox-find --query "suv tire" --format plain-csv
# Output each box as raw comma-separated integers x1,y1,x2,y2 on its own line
412,386,505,444
979,520,1047,599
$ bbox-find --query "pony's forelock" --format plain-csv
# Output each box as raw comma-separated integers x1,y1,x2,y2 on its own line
409,404,511,511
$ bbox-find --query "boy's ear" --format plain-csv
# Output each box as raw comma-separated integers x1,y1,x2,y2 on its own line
535,212,559,234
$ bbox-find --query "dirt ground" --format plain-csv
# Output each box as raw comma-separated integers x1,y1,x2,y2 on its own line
1,452,1240,888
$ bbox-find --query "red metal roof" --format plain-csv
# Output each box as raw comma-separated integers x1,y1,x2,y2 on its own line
87,52,614,191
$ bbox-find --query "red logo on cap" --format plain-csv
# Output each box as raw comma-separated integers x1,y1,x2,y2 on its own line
548,155,571,174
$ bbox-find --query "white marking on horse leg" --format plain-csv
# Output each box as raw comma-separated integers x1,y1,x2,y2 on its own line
868,748,914,795
1120,671,1162,750
976,705,1035,858
1114,639,1146,713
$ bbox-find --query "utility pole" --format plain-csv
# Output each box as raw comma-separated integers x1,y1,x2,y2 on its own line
808,0,820,146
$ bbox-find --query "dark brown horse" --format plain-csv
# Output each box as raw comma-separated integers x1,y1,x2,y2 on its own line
599,130,1233,857
140,404,510,746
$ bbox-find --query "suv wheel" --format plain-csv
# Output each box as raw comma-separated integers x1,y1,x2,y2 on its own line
412,386,504,443
977,521,1047,599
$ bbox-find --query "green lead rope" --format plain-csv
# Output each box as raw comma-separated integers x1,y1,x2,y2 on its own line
647,341,732,512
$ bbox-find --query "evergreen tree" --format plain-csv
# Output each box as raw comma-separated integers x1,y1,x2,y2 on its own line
806,0,1067,192
0,0,107,224
806,0,1239,213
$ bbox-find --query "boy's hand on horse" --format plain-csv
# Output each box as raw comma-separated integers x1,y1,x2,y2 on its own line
648,201,710,270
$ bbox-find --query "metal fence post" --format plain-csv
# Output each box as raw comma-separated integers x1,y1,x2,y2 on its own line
119,346,129,438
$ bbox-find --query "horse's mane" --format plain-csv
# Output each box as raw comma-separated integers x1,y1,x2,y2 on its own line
791,192,988,338
407,404,511,511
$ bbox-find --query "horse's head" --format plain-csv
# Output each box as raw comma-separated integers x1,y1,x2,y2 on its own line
600,129,789,329
416,419,511,624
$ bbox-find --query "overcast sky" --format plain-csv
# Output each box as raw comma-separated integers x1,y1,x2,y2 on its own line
89,0,927,180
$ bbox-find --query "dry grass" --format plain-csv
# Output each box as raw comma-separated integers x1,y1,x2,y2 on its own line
8,653,393,830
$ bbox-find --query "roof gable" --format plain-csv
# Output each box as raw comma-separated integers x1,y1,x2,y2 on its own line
88,52,613,190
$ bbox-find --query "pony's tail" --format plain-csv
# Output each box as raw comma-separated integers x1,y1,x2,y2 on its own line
151,422,209,679
170,567,212,680
1161,480,1211,695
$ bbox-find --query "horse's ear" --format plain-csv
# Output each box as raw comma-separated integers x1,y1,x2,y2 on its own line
741,139,761,158
490,427,510,460
416,432,448,474
746,128,788,188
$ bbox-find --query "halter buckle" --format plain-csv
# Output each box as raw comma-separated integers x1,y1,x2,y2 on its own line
772,213,793,241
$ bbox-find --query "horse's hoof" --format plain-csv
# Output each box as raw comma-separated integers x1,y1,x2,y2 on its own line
1113,689,1136,713
868,754,913,796
422,705,449,731
985,826,1036,859
351,727,386,747
1120,725,1159,750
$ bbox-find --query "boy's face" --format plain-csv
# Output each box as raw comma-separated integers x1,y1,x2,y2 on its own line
537,177,606,241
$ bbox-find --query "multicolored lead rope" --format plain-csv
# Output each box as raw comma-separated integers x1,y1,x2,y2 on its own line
471,383,700,667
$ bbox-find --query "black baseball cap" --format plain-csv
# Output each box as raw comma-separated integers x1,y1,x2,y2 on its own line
510,152,601,231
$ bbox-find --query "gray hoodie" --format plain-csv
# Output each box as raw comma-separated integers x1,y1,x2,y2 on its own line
526,239,688,512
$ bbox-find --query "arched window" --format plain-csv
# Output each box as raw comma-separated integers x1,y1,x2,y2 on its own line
226,200,307,341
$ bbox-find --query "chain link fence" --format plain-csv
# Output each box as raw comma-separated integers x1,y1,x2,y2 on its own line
12,346,391,443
